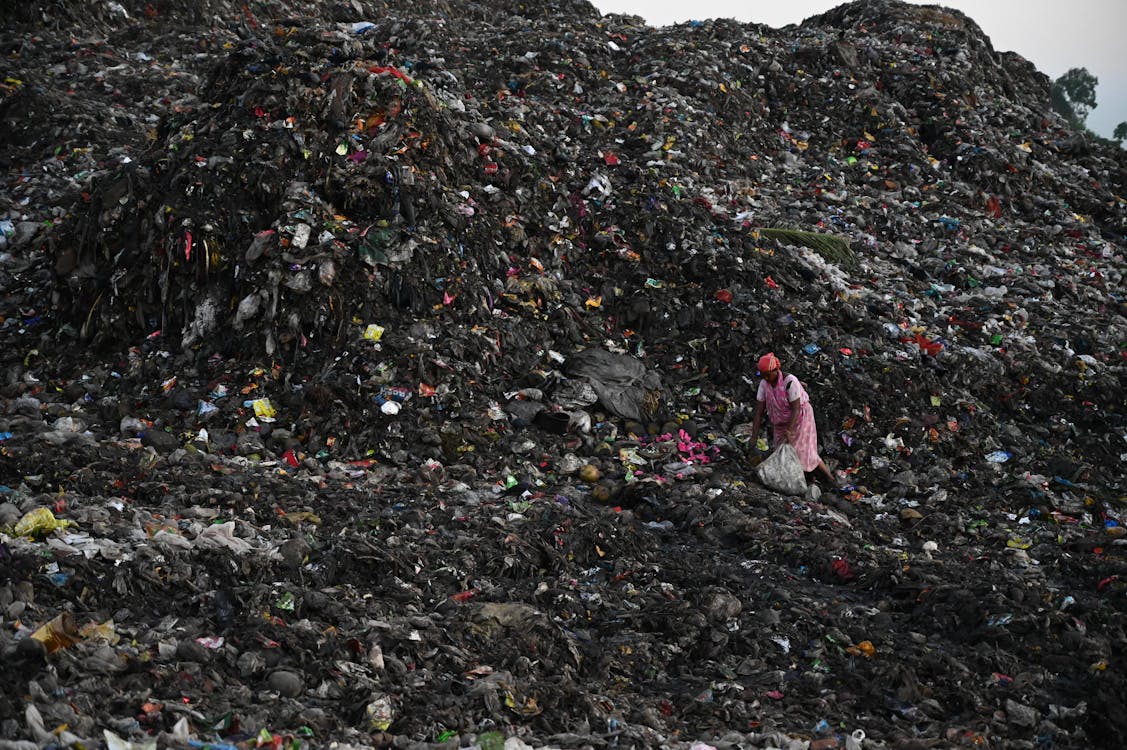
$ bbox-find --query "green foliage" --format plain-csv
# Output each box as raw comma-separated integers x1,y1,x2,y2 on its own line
1115,122,1127,142
757,228,857,270
1058,68,1098,114
1051,67,1099,130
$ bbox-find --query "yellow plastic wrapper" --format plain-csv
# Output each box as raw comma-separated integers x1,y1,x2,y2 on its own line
80,619,120,645
363,324,385,341
13,507,75,538
251,398,276,419
30,612,81,653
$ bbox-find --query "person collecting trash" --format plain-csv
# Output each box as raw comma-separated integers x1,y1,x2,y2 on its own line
749,352,839,486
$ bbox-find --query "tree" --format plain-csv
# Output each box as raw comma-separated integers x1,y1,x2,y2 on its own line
1051,67,1098,129
1115,122,1127,142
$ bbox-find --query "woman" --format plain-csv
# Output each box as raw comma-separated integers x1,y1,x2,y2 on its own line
749,352,838,485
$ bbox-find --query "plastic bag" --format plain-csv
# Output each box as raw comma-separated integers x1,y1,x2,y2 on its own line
13,507,75,538
755,443,807,495
195,521,255,554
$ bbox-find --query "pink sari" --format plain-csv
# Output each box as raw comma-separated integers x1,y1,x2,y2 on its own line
761,374,822,472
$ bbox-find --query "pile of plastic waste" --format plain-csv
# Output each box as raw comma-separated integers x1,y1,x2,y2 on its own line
1,0,1124,748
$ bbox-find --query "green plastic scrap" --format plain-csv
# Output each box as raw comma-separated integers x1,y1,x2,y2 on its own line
479,732,505,750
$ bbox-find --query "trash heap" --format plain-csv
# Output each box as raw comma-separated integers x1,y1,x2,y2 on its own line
1,0,1125,748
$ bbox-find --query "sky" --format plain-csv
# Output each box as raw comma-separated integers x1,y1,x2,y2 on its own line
591,0,1127,140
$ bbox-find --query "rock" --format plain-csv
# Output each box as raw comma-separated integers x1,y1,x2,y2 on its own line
140,430,180,452
1005,698,1039,728
176,638,211,664
266,670,303,698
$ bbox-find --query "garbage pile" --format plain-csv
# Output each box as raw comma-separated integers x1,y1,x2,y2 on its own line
2,0,1125,748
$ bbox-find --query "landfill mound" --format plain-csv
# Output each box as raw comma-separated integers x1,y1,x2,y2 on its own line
2,0,1126,748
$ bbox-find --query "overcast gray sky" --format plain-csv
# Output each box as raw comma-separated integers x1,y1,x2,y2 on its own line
591,0,1126,140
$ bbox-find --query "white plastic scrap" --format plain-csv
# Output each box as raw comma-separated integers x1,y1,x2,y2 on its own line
103,730,157,750
195,521,255,554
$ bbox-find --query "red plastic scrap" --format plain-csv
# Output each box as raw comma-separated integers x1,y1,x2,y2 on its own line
985,195,1002,218
367,65,413,84
948,316,983,330
907,333,943,356
830,557,856,581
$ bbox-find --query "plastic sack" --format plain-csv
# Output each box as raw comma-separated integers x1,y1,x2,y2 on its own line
755,443,807,495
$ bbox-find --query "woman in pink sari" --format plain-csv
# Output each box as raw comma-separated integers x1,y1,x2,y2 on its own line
749,352,838,485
